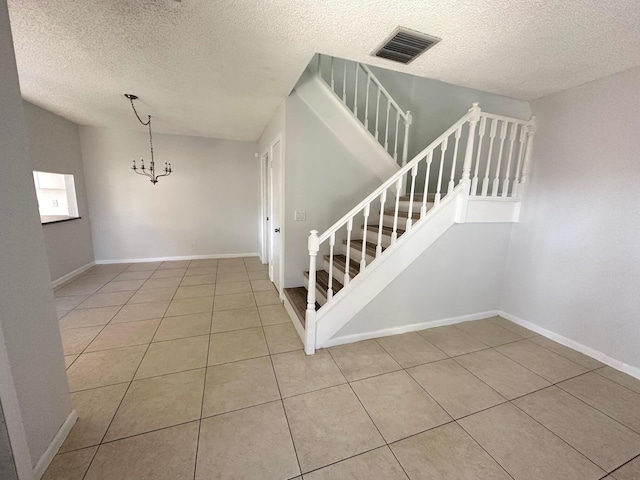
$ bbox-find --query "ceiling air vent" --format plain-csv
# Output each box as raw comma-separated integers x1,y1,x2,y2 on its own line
373,27,440,64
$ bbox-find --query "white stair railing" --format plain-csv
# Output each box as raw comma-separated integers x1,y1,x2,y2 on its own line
316,54,412,167
304,103,535,354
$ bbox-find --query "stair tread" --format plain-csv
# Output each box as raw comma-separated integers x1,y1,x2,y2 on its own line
284,287,313,323
399,194,436,202
366,225,405,234
304,269,344,295
324,254,360,276
384,209,421,219
343,238,386,253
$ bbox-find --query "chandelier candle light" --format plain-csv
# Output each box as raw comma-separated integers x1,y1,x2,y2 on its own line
125,94,172,185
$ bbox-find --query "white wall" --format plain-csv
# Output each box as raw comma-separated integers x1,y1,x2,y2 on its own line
283,91,386,287
369,65,532,159
501,66,640,371
23,102,95,281
333,223,512,339
0,0,72,475
79,127,260,261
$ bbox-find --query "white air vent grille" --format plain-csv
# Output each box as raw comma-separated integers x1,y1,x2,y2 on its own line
374,28,440,64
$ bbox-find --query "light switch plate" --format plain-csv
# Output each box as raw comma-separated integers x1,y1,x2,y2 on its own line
294,210,306,221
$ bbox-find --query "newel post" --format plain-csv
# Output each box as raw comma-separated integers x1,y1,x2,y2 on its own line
456,103,481,223
401,111,412,166
305,230,319,355
461,103,481,190
518,115,537,198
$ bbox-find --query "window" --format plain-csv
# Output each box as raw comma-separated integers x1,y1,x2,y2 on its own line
32,171,80,224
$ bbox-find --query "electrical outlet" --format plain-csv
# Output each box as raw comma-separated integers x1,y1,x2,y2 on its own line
294,210,306,221
52,199,58,207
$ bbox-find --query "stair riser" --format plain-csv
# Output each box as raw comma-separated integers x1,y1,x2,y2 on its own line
347,245,377,264
363,230,393,248
322,259,358,281
398,200,425,211
303,276,336,307
383,214,414,230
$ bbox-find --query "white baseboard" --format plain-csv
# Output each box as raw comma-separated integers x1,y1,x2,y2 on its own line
52,262,95,289
94,253,261,264
499,311,640,380
323,310,500,348
33,409,78,480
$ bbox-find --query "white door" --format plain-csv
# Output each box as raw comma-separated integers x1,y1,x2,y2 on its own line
269,139,283,293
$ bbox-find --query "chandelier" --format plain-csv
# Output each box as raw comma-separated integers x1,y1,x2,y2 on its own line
125,94,172,185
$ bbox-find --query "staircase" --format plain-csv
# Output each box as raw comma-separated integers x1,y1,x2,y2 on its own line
284,55,536,354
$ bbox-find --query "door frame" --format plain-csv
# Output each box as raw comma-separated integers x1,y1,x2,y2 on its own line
267,135,285,298
260,152,269,265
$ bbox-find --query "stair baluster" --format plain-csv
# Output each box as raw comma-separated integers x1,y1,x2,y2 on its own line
393,110,400,161
462,103,481,191
502,123,518,197
327,233,335,300
375,89,381,141
360,204,370,272
420,151,433,218
344,219,352,286
447,126,462,194
513,125,527,197
492,121,508,196
518,116,537,197
481,118,498,196
471,116,487,195
391,176,403,245
342,60,347,105
354,64,359,117
384,100,391,151
364,73,371,130
406,164,418,231
434,138,448,205
376,190,387,257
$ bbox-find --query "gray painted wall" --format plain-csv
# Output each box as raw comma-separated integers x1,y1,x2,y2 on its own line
284,91,386,287
501,66,640,370
79,127,261,261
23,101,95,282
334,223,512,338
369,65,532,160
0,0,73,469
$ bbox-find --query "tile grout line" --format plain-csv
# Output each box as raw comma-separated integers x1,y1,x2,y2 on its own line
191,272,215,480
79,261,187,480
255,271,305,478
507,399,609,474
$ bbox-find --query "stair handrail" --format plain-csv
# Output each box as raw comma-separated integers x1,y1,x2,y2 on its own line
357,62,410,123
315,54,412,166
303,103,536,355
318,108,474,243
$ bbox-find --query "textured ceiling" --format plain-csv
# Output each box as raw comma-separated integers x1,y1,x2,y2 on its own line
7,0,640,140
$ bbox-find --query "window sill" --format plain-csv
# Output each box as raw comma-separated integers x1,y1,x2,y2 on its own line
41,216,81,225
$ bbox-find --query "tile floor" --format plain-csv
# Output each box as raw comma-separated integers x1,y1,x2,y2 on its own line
46,258,640,479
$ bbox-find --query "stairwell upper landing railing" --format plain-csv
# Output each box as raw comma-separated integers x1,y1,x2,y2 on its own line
303,103,536,354
315,54,412,167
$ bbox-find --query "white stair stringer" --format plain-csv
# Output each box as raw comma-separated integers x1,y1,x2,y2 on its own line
314,185,467,347
294,67,399,181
